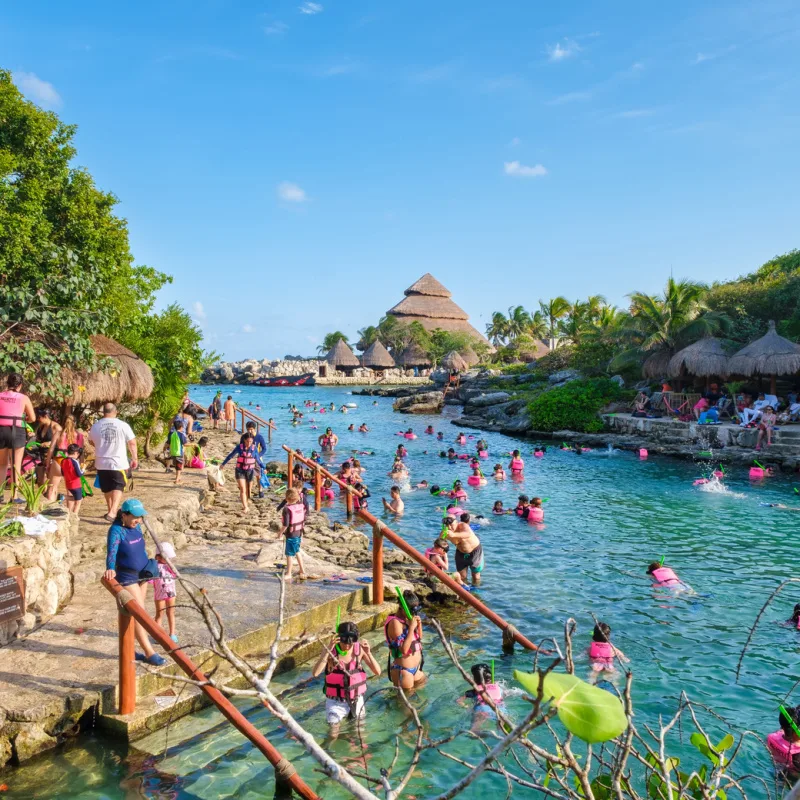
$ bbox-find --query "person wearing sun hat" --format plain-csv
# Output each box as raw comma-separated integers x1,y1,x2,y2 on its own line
103,498,166,666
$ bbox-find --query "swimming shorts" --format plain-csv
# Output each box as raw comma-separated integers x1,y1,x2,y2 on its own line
455,544,484,573
97,470,126,493
284,536,302,556
67,488,83,502
325,697,365,725
235,468,254,482
0,427,26,450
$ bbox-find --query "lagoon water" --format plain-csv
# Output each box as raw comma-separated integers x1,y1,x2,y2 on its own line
7,384,800,798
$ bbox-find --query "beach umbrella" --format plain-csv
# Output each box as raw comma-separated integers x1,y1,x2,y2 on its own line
441,351,469,372
361,339,396,369
398,342,431,368
728,320,800,395
325,339,360,368
668,337,731,380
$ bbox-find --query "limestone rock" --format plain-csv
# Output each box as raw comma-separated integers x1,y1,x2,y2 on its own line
548,369,582,385
466,391,511,408
13,725,56,762
36,580,60,617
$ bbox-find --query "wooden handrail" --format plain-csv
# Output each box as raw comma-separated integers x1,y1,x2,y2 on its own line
239,407,277,442
101,576,320,800
282,445,363,516
355,508,542,652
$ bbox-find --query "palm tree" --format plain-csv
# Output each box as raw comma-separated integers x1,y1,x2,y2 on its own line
527,309,548,340
506,305,533,341
539,296,571,348
377,315,410,355
486,311,509,347
317,331,349,355
355,326,379,352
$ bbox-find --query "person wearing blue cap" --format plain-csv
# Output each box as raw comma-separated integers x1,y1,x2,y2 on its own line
103,498,166,666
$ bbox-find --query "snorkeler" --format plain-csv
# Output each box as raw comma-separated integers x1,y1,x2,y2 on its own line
767,705,800,773
587,621,629,672
384,590,426,689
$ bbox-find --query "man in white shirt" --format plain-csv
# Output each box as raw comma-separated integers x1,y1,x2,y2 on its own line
89,403,138,520
740,393,769,426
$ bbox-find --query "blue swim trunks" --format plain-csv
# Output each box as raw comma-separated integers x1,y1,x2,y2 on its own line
285,536,302,557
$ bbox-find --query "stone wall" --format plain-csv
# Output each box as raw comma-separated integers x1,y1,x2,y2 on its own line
0,515,76,646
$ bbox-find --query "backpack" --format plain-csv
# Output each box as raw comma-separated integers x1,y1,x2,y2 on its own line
169,430,182,457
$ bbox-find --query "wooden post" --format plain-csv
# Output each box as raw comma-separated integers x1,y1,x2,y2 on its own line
372,526,384,605
771,374,777,396
287,451,294,486
118,607,136,715
268,420,273,443
345,487,353,517
314,464,322,512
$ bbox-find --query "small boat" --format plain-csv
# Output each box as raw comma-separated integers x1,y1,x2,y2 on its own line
251,373,316,387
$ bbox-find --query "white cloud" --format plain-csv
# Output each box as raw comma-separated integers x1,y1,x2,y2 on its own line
299,2,323,14
14,72,61,109
693,45,736,65
319,62,358,77
504,161,547,178
277,181,307,203
265,21,288,35
242,324,255,334
192,301,207,322
509,136,521,147
547,90,591,105
546,39,581,62
616,108,655,118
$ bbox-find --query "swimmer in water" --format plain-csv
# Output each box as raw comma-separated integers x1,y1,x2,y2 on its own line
492,463,506,479
348,424,355,431
425,425,434,434
358,423,369,432
437,432,444,440
492,501,511,515
414,480,429,489
463,663,504,724
784,603,800,629
446,448,457,459
766,704,800,774
383,485,405,515
646,561,692,593
587,621,628,674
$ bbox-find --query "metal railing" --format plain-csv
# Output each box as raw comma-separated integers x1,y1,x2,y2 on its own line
101,576,319,800
238,407,277,442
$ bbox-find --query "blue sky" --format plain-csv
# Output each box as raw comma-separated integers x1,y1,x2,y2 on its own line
5,0,800,361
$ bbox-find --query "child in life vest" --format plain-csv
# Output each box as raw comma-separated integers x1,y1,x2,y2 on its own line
311,621,381,732
527,497,544,523
492,464,506,480
220,432,265,513
464,662,504,720
152,542,179,643
166,420,187,484
424,537,465,585
492,501,512,515
508,449,524,475
281,488,307,582
646,561,683,587
587,622,628,672
352,481,370,511
60,443,85,515
767,705,800,773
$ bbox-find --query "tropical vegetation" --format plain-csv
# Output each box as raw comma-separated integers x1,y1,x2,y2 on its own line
0,69,211,443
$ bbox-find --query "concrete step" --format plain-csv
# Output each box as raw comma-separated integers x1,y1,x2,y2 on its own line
98,586,398,742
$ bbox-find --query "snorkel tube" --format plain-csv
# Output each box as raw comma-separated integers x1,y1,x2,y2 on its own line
780,705,800,739
395,586,413,621
335,605,344,656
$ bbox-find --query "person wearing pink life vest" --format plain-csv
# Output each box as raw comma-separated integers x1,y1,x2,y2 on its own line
508,449,524,475
527,497,545,523
0,373,36,503
463,663,505,722
646,561,684,588
280,488,307,582
587,622,629,674
220,432,265,513
312,621,381,733
766,705,800,773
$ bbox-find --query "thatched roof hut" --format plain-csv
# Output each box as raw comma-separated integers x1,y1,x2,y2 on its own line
461,346,480,367
641,350,672,379
398,342,431,368
668,337,730,379
728,320,800,393
325,339,360,368
61,335,154,407
361,340,396,369
387,273,488,343
441,350,469,372
517,337,551,363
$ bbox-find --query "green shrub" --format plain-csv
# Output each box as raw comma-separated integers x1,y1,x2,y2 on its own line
527,378,622,433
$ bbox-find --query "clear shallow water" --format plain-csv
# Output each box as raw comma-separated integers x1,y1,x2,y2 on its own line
6,384,800,798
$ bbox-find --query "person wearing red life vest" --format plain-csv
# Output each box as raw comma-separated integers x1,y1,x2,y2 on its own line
220,432,265,513
311,621,381,734
0,373,36,503
280,488,307,582
767,705,800,773
59,443,85,515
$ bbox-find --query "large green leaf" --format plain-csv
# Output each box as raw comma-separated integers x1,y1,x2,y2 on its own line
514,670,628,743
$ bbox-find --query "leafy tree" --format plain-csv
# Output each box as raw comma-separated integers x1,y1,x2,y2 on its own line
354,326,379,352
539,296,571,347
426,330,473,366
485,312,509,346
527,378,623,433
0,69,170,400
317,331,349,355
376,315,411,355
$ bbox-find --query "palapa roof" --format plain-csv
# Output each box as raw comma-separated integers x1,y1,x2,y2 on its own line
668,337,730,379
386,273,489,343
325,338,360,368
63,335,154,406
517,338,551,363
461,346,480,367
398,342,431,367
361,339,396,368
728,320,800,378
641,350,672,379
441,350,470,372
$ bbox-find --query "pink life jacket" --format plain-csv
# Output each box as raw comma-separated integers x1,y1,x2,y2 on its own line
321,436,333,448
284,503,306,535
324,642,368,701
0,391,25,428
236,446,256,471
424,547,447,574
510,459,524,471
446,506,464,518
404,433,416,439
474,683,503,704
457,436,466,444
478,450,488,458
384,614,422,658
453,489,467,501
527,507,544,523
767,730,800,769
589,641,614,662
398,447,408,457
651,567,680,585
515,505,528,516
322,488,335,500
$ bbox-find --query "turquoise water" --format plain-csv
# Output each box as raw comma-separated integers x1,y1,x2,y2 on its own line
6,383,800,798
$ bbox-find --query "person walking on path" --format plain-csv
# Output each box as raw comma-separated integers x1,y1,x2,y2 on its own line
220,432,265,512
89,403,138,522
209,391,222,430
103,498,166,666
0,373,36,503
223,395,236,433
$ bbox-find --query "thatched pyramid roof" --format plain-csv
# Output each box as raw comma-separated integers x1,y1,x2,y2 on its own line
728,320,800,378
641,350,672,379
361,339,396,368
387,273,488,342
62,335,155,406
398,342,431,367
326,338,360,367
668,337,730,378
441,350,469,372
461,346,480,367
